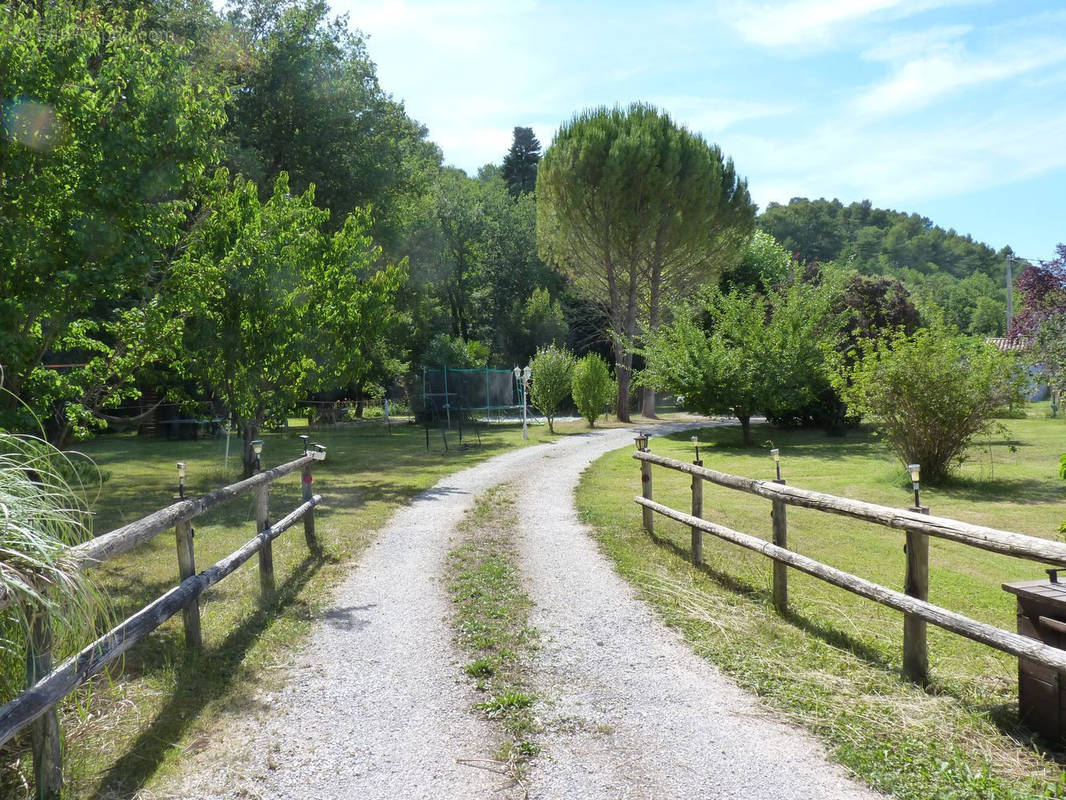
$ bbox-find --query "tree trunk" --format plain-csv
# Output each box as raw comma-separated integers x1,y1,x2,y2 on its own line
242,422,260,478
738,414,751,446
615,343,632,423
642,386,658,419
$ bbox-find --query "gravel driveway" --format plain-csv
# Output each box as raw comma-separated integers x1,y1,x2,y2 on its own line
166,424,880,799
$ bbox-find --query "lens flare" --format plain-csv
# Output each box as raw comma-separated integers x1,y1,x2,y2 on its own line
2,98,62,152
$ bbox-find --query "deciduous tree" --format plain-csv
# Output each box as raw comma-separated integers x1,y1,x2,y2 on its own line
0,3,224,443
529,345,574,434
169,171,404,475
833,324,1025,484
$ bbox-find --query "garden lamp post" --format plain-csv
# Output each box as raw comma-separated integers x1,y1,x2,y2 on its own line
908,463,921,508
514,365,531,440
299,434,309,455
771,448,781,482
177,461,186,499
634,431,649,452
251,439,264,473
691,435,701,463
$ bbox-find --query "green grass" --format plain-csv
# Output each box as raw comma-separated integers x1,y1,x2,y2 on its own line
577,412,1066,800
8,418,569,799
447,485,540,785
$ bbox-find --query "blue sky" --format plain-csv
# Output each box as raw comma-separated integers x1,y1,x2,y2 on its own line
327,0,1065,260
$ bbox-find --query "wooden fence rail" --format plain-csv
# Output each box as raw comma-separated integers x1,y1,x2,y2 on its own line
0,495,321,747
635,495,1066,674
4,449,325,799
632,444,1066,688
634,450,1066,566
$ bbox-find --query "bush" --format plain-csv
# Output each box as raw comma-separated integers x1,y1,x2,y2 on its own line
571,354,614,427
834,324,1026,484
528,345,574,433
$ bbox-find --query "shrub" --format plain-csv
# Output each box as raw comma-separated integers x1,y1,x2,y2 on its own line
528,345,575,433
571,354,614,427
834,324,1026,484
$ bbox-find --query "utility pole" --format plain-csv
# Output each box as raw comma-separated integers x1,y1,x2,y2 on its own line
1006,255,1015,336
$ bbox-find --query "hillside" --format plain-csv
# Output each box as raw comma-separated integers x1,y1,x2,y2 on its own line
759,198,1012,335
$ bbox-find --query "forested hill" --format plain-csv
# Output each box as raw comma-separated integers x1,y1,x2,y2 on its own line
759,198,1007,280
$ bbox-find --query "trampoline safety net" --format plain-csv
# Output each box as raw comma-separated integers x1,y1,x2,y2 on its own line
419,366,517,415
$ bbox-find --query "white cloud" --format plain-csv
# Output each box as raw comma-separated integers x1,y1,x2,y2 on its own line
853,36,1066,116
724,0,979,50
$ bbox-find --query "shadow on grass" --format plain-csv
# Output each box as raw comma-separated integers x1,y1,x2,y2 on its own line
937,475,1065,505
649,527,894,669
648,529,762,600
89,553,326,800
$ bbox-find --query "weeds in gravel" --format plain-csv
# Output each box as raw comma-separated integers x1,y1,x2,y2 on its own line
447,485,540,791
578,421,1066,800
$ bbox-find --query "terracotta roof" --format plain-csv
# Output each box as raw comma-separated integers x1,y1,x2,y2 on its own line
986,337,1032,352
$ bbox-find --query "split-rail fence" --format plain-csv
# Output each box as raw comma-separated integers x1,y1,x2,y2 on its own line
633,440,1066,691
0,449,326,799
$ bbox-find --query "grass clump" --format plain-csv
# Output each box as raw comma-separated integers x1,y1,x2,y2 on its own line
578,419,1066,800
447,485,540,787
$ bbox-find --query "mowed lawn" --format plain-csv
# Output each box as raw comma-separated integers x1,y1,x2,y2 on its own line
48,417,553,798
577,406,1066,799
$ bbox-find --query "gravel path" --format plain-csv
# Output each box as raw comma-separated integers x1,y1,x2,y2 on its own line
166,425,880,799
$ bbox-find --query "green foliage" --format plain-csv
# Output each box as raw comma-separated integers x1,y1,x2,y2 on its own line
423,333,489,369
513,287,568,363
0,2,225,442
571,354,615,427
537,103,755,421
723,230,793,291
641,283,830,444
169,170,404,475
833,325,1026,484
405,169,559,365
528,346,575,433
224,0,439,243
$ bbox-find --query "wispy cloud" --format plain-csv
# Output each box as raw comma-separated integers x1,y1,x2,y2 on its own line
738,108,1066,210
853,27,1066,116
723,0,978,50
649,96,793,134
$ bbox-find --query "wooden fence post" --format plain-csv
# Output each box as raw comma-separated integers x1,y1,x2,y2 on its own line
302,462,322,558
174,520,202,648
903,504,930,683
27,610,61,800
772,478,789,616
637,436,653,535
257,483,274,601
690,459,703,565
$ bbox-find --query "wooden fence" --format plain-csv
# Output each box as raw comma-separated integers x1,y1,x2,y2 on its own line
632,440,1066,687
0,448,326,799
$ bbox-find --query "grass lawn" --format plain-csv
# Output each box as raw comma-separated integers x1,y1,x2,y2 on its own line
25,415,588,798
577,406,1066,799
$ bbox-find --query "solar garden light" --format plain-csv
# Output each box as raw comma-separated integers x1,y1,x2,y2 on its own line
299,434,310,455
690,435,701,463
312,443,327,461
771,448,781,482
634,431,649,452
251,439,264,472
176,461,186,499
908,463,921,508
